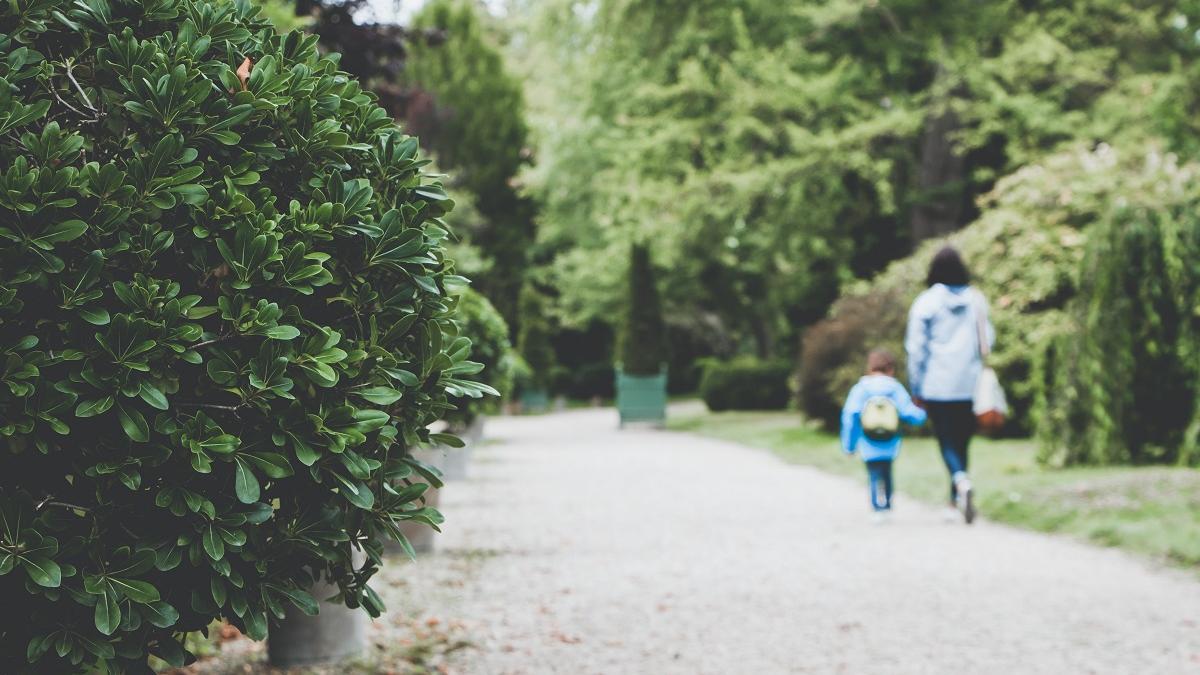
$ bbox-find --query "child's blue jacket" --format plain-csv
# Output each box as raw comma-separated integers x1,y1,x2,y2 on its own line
840,374,927,462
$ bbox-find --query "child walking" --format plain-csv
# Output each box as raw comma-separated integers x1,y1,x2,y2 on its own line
841,349,927,522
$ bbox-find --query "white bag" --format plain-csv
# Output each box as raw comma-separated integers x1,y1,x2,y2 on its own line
973,366,1008,418
973,297,1007,433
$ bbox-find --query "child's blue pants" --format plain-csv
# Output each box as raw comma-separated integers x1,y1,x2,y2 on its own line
865,459,893,511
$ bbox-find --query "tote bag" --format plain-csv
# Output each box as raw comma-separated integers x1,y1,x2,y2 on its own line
973,296,1008,434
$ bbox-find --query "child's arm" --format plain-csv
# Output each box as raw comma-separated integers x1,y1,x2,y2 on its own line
840,384,864,454
893,382,927,426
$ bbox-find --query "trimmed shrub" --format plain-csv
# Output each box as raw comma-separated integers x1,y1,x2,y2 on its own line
444,289,513,430
700,358,791,412
0,2,486,671
516,284,555,390
618,244,667,376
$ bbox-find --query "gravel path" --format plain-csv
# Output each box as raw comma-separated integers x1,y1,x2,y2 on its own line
394,408,1200,675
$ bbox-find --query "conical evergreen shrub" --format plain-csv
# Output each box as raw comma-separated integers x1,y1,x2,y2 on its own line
516,284,555,390
0,0,488,670
618,244,667,376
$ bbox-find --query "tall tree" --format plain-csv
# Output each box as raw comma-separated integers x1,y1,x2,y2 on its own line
405,0,535,327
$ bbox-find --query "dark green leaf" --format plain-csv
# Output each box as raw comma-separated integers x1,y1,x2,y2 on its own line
138,382,169,410
264,325,300,340
430,433,465,448
22,556,61,588
95,588,121,635
79,307,111,325
357,386,402,405
203,526,224,560
243,452,293,479
75,396,114,418
116,402,149,442
110,577,160,603
143,601,180,628
233,459,260,504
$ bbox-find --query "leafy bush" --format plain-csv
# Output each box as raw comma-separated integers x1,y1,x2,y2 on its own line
618,244,667,376
699,358,791,412
1036,152,1200,466
444,289,513,430
0,1,487,671
798,289,908,430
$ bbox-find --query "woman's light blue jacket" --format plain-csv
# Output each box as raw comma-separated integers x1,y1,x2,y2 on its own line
840,375,927,462
905,284,994,402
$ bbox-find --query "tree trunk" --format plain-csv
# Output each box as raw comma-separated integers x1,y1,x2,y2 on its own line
910,68,967,244
750,313,774,359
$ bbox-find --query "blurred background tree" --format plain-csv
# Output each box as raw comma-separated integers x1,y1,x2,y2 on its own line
269,0,1200,463
405,0,536,328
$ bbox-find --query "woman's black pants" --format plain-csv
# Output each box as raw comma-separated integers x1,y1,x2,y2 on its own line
925,400,975,502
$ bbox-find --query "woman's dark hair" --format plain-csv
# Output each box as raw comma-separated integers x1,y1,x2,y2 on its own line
926,246,970,287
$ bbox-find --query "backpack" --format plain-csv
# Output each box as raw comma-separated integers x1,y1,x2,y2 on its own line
861,396,900,442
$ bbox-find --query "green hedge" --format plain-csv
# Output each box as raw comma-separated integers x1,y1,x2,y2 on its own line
700,358,791,412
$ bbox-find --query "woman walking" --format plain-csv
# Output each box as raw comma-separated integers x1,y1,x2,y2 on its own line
905,246,994,524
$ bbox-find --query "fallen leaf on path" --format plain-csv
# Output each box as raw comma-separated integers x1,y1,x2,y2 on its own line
550,630,582,644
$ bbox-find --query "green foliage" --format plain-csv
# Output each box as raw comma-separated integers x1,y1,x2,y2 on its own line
699,358,791,412
406,0,533,326
515,285,554,390
618,244,666,376
0,0,489,670
802,145,1123,434
511,0,1200,372
444,289,514,429
1037,153,1200,466
805,142,1200,461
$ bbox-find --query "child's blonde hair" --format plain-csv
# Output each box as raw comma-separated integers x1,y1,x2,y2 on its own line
867,348,896,375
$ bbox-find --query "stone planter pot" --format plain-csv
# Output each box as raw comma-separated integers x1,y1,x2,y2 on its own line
441,416,485,482
616,369,667,428
267,548,368,667
518,388,549,413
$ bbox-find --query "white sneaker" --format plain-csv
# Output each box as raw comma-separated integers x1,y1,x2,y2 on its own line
955,476,976,524
941,507,959,523
871,511,891,526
